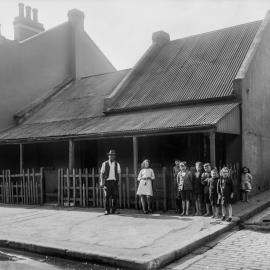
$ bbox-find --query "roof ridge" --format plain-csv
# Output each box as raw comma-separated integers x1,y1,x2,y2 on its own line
19,22,69,44
170,20,262,44
24,115,102,126
105,96,238,115
81,68,131,79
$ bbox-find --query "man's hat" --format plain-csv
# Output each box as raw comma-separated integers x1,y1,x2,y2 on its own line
107,149,116,156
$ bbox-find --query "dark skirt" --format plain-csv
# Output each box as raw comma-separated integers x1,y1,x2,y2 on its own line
204,190,210,203
180,190,193,201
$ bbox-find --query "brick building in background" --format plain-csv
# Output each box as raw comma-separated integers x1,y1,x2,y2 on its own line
0,4,270,206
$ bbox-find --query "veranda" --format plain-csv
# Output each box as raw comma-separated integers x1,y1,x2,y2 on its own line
0,130,241,210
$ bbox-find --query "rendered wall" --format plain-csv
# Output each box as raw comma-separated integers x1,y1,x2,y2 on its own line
75,30,115,78
0,23,72,131
0,21,116,132
241,22,270,193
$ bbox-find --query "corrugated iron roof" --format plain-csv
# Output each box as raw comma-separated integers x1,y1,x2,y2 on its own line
24,69,129,124
109,21,261,111
0,102,239,142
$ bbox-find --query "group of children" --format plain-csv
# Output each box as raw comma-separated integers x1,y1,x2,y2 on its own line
174,160,253,222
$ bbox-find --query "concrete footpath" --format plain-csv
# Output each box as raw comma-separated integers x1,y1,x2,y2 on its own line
0,190,270,270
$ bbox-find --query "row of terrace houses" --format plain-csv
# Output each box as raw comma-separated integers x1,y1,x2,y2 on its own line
0,4,270,205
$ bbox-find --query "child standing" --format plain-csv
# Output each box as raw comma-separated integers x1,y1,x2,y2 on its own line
218,167,234,222
201,163,211,216
208,168,219,218
241,167,252,202
173,159,181,213
177,162,193,216
136,159,155,214
193,161,203,215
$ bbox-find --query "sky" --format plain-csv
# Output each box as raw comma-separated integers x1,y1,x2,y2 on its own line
1,0,270,70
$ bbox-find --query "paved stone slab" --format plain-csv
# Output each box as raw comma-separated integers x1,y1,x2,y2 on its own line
0,190,269,269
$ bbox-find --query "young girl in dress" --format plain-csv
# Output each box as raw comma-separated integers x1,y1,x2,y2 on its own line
136,159,155,214
217,167,234,222
241,167,252,202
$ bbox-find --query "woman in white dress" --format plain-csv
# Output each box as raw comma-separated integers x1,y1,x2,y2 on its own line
136,159,155,214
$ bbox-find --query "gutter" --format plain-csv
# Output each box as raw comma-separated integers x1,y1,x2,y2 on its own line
0,125,214,145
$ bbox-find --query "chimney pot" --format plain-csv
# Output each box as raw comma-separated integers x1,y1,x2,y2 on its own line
152,31,170,45
18,3,24,18
25,6,32,20
13,5,44,41
68,9,84,30
32,8,38,22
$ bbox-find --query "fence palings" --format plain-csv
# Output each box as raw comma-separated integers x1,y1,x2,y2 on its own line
0,168,44,205
57,167,170,210
57,164,241,210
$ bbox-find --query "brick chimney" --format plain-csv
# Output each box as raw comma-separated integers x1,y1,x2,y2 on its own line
13,3,45,41
68,9,85,79
68,9,84,31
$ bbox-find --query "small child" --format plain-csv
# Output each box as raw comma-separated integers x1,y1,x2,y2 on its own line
193,161,203,215
217,167,234,222
201,163,212,216
208,168,219,218
173,159,181,213
177,161,193,216
241,167,252,202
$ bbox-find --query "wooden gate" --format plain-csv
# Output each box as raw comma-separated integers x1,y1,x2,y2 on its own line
0,168,44,205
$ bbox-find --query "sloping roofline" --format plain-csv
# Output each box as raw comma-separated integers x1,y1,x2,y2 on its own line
235,10,270,80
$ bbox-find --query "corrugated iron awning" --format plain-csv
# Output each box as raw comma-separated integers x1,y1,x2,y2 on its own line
0,102,240,142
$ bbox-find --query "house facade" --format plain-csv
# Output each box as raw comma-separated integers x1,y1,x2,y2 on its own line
0,5,270,205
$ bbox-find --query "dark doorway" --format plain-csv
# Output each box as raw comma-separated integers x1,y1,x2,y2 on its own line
23,142,69,203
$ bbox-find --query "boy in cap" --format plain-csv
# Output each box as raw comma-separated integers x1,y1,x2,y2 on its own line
100,150,121,215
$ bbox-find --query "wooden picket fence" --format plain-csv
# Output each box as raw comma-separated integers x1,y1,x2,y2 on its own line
57,167,169,210
0,168,44,205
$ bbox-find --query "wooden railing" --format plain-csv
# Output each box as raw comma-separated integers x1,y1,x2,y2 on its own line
0,168,44,205
57,167,169,210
